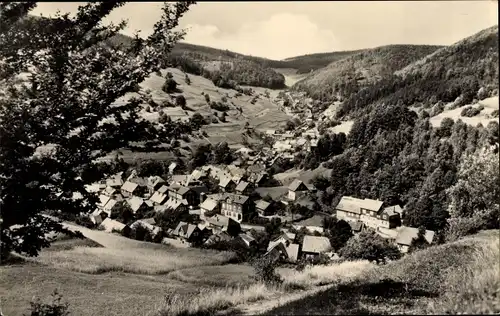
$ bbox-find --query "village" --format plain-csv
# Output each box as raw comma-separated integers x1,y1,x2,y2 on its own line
85,138,436,264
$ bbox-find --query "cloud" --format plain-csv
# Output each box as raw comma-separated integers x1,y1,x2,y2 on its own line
182,13,341,60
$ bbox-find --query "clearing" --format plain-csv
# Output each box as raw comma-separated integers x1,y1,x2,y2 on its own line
429,96,499,128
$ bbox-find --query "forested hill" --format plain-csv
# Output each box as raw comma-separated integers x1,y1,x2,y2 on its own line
291,44,443,102
336,25,499,119
282,49,366,74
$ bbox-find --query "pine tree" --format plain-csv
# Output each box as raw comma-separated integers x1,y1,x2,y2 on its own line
0,2,195,258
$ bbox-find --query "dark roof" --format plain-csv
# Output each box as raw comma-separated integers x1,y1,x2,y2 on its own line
177,186,191,196
348,221,364,232
225,194,249,205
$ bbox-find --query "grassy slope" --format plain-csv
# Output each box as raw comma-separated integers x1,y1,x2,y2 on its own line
292,44,442,101
428,96,499,128
261,230,500,315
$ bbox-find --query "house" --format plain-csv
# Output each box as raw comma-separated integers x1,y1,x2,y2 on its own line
172,221,202,243
163,198,188,213
219,176,237,193
205,214,240,236
147,176,166,194
200,198,220,219
237,233,256,247
90,209,106,225
348,220,365,233
168,186,199,206
287,179,309,201
255,199,273,216
302,235,332,260
106,176,124,189
395,226,435,253
129,218,162,238
171,175,189,186
100,218,130,234
149,190,168,205
221,194,254,223
265,235,300,263
98,194,112,209
102,186,117,197
102,198,121,216
292,214,326,234
126,196,151,215
335,196,401,229
204,231,232,245
235,181,253,195
121,181,139,198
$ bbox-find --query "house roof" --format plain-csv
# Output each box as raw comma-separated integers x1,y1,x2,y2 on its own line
239,233,256,244
173,221,189,236
395,226,435,246
158,185,169,194
235,181,250,192
171,175,188,184
383,205,403,216
200,198,218,211
99,194,111,207
106,177,124,188
205,214,232,228
336,196,384,214
129,177,147,187
302,236,332,254
362,199,384,212
148,176,165,188
288,179,308,192
121,181,138,193
219,177,235,188
164,198,184,211
177,186,190,196
294,214,326,228
103,198,118,211
168,162,177,173
103,186,117,196
255,200,271,211
101,218,126,232
150,191,168,204
189,185,209,195
225,194,249,205
348,221,364,232
127,196,145,213
154,205,168,213
286,243,300,262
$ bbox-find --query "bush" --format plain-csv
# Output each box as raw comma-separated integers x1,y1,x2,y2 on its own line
251,255,283,286
339,230,402,264
306,252,331,266
209,101,230,112
204,94,210,104
461,106,482,117
490,109,499,118
130,223,153,242
27,290,69,316
184,74,191,85
75,215,95,229
162,78,177,93
175,95,186,108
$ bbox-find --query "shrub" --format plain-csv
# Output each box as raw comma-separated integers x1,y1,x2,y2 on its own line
130,223,153,242
184,74,191,85
461,105,483,117
204,94,210,104
490,109,499,118
75,215,95,229
251,255,283,286
97,225,105,231
26,290,69,316
162,78,177,93
175,95,186,108
209,101,230,112
339,230,402,264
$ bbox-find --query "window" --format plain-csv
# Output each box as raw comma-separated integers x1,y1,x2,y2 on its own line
238,214,242,220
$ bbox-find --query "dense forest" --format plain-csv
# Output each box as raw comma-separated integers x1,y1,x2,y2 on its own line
292,44,442,103
336,26,498,119
282,49,366,74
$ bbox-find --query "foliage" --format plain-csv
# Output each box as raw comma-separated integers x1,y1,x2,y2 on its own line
175,95,186,108
339,230,402,264
0,2,195,257
209,101,230,112
74,215,96,229
109,201,135,225
324,218,354,251
129,223,153,242
251,254,283,286
26,290,69,316
162,77,178,93
155,208,197,230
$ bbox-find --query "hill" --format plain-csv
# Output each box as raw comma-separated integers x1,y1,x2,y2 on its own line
336,25,499,119
282,49,366,74
292,44,443,103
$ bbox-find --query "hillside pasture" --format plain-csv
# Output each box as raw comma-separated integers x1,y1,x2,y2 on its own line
429,96,499,128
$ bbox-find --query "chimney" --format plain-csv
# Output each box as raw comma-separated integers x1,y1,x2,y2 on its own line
200,192,207,203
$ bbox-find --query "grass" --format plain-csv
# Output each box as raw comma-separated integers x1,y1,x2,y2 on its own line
167,264,256,287
28,245,236,275
261,230,500,315
429,96,499,128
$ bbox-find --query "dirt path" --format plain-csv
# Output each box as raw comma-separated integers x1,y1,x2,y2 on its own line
218,283,335,315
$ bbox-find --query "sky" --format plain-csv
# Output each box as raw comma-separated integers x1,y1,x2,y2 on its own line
32,1,498,60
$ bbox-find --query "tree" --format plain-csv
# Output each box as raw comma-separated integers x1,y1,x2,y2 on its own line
326,218,353,251
408,225,430,252
184,73,191,85
191,112,205,128
109,201,135,225
0,2,196,259
162,77,178,93
175,95,186,108
339,230,401,264
265,217,282,240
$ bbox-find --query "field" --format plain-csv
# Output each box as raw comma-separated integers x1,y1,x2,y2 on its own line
274,165,332,186
0,221,374,316
261,230,500,315
429,96,499,128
